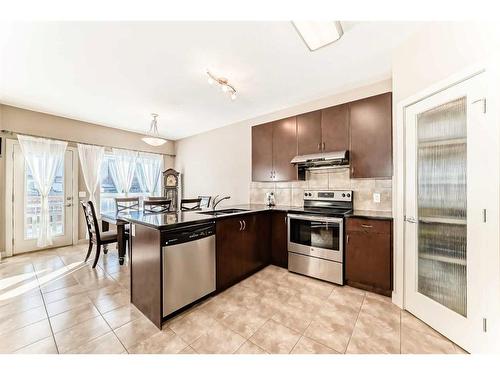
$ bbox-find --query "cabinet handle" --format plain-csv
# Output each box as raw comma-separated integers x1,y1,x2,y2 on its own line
242,220,246,231
361,224,373,228
270,171,273,179
322,142,325,150
239,220,243,231
346,234,349,244
317,143,321,150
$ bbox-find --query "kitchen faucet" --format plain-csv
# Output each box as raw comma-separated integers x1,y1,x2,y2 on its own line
212,195,231,210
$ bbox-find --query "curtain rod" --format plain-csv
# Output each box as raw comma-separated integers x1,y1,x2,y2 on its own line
0,129,176,157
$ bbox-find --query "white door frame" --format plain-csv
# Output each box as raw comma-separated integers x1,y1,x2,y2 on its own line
4,138,79,257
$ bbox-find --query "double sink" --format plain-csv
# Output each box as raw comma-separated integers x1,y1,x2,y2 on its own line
196,208,249,217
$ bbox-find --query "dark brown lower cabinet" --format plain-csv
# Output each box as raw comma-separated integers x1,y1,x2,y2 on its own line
216,213,270,291
271,211,288,268
345,217,393,296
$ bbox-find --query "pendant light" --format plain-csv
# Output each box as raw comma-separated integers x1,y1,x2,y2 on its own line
141,113,167,147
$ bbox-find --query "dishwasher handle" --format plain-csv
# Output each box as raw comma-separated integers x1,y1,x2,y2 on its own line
163,223,215,246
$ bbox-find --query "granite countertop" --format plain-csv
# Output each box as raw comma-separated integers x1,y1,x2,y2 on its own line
108,204,392,230
346,210,393,220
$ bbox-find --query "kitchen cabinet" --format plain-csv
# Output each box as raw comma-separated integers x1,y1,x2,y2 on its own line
251,118,297,182
321,103,349,152
216,213,270,291
349,92,392,178
271,211,288,268
252,122,274,181
272,117,298,181
297,110,322,155
345,217,393,296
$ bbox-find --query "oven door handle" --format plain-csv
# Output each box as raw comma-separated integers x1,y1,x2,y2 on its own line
287,214,344,224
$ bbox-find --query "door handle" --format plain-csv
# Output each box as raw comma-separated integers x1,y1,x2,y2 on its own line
65,203,72,207
405,216,417,223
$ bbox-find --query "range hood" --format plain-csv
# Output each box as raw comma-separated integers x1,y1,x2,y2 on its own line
291,150,349,170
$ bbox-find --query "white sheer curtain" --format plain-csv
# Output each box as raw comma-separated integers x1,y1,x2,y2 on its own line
77,144,105,205
18,135,68,247
109,148,137,195
137,152,162,195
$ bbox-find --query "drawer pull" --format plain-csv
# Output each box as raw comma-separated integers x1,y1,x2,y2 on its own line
361,224,373,228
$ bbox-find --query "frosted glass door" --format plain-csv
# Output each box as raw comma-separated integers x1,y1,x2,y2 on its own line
416,97,467,316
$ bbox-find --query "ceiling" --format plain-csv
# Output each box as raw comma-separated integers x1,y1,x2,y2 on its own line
0,21,421,140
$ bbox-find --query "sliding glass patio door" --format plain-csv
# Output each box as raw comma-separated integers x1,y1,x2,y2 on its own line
12,143,77,254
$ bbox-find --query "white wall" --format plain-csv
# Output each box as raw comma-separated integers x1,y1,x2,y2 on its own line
175,79,392,206
391,21,500,308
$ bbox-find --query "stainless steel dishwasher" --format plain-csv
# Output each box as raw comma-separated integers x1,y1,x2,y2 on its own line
162,221,216,317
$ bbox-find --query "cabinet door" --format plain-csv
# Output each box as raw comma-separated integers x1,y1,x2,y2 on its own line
272,117,298,181
242,213,270,275
216,217,244,290
349,93,392,178
271,211,288,268
345,218,392,295
252,122,274,181
321,104,349,152
297,110,322,155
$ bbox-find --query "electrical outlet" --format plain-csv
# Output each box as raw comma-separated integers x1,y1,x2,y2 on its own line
78,191,87,198
373,193,381,203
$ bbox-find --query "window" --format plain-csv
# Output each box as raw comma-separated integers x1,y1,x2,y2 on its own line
99,153,162,212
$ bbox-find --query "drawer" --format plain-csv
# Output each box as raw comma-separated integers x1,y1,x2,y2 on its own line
288,252,343,285
346,217,391,234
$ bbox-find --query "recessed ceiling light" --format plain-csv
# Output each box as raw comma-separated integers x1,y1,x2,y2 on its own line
292,21,344,51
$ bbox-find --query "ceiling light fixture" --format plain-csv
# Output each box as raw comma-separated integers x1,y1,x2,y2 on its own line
206,70,237,100
292,21,344,51
141,113,167,147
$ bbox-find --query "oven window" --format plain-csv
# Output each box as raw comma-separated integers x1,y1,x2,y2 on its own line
289,218,340,251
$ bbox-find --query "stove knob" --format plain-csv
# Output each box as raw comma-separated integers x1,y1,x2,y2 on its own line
347,193,351,198
342,193,346,197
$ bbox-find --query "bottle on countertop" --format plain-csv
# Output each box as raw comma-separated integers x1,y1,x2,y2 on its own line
266,191,276,207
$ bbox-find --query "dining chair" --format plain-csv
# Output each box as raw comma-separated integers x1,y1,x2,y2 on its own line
114,197,140,212
81,200,126,268
198,196,211,209
180,198,202,211
143,197,171,213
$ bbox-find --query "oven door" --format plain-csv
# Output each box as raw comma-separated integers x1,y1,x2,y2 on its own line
287,214,343,263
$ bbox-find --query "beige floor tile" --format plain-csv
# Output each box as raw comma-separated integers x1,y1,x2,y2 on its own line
360,294,400,321
129,329,188,354
42,283,87,304
54,315,111,353
0,262,35,278
249,319,301,354
114,316,160,350
401,310,443,339
0,319,52,353
235,340,268,354
50,302,100,333
271,303,314,333
40,274,80,294
68,332,126,354
291,336,338,354
168,309,218,344
221,307,268,338
103,304,143,329
179,346,197,354
346,311,400,354
0,305,47,335
45,293,93,317
191,321,246,354
0,286,42,308
199,295,241,321
454,344,469,354
14,336,58,354
303,319,353,353
262,284,297,303
221,284,261,309
315,301,360,331
93,291,130,314
401,326,456,354
86,284,123,301
285,291,325,314
0,289,44,316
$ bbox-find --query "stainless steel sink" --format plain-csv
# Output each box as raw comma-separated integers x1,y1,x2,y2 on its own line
196,208,249,216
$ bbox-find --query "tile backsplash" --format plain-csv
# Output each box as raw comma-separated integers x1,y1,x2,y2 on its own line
250,168,392,212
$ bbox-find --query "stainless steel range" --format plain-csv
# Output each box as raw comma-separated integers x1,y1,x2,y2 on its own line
287,190,353,285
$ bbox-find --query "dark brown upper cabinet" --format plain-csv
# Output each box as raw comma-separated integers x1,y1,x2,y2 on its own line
297,110,322,155
321,103,349,152
251,122,274,181
349,92,392,178
272,117,298,181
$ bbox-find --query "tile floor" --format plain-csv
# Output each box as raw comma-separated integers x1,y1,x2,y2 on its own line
0,244,467,354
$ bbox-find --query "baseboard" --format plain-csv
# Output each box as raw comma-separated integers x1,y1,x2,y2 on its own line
77,239,89,245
